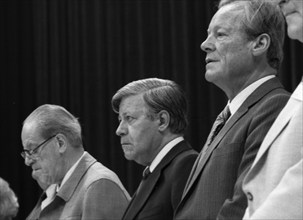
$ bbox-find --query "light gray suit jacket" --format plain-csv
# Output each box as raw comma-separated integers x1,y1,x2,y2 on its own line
26,152,130,220
242,81,303,219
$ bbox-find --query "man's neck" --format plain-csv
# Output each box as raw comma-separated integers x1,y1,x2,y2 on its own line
58,149,84,187
227,65,276,100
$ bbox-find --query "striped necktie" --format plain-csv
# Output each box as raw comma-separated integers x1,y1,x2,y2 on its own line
206,105,231,146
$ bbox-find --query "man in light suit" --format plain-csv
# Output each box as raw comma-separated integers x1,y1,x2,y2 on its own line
174,1,290,219
21,104,130,220
242,0,303,219
112,78,198,220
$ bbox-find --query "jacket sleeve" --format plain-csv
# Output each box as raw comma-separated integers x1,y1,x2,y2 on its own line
171,150,198,210
82,179,130,220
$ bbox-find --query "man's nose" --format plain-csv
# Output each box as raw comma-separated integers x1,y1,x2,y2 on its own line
116,121,127,136
24,156,35,166
201,35,215,53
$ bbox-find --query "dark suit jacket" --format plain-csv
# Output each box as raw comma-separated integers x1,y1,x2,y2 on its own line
26,152,130,220
175,78,290,220
122,140,198,220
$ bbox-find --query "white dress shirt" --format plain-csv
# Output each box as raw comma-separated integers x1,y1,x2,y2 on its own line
149,136,184,173
228,75,275,116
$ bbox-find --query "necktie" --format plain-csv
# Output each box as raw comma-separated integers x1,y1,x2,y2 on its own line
142,166,151,180
206,105,231,146
134,166,151,197
186,105,231,189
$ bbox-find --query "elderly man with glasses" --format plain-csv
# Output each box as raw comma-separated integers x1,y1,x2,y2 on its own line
21,104,130,220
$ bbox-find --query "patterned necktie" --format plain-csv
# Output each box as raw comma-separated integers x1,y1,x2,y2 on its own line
188,105,231,183
206,105,231,146
142,166,151,180
183,105,231,193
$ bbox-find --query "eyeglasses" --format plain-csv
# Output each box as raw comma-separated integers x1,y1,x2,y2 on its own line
21,134,57,160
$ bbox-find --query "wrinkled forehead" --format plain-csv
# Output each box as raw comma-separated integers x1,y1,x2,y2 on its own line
21,122,40,146
119,94,147,113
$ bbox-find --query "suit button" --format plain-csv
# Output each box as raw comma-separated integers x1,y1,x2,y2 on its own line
247,192,253,201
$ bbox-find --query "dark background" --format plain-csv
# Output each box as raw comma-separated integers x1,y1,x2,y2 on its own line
0,0,302,219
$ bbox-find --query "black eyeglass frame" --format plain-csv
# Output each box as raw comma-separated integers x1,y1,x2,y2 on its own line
21,134,58,159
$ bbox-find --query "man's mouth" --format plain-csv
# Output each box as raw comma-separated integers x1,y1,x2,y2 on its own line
205,58,217,64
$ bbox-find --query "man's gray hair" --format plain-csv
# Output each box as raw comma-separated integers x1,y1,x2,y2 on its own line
112,78,188,134
218,0,285,70
23,104,83,147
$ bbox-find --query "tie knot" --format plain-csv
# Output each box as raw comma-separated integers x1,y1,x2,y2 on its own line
142,166,151,179
218,105,231,123
206,105,231,146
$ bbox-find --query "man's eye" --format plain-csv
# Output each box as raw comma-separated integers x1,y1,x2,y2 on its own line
126,116,134,122
279,0,288,6
217,32,226,37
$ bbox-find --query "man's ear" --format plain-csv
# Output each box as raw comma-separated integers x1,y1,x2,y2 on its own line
55,133,67,153
251,33,270,56
157,110,170,132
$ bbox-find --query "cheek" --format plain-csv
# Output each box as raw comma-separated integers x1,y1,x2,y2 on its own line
217,44,234,67
129,127,154,151
129,123,151,142
286,17,303,40
39,157,59,179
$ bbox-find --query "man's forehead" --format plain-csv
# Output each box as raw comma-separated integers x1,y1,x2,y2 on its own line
21,124,40,145
209,4,244,29
120,94,144,107
119,95,147,114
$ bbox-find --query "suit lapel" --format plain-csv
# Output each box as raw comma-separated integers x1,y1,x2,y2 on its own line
251,97,297,168
26,192,46,220
57,153,96,202
182,108,247,199
123,171,161,220
182,151,202,195
123,141,191,220
181,78,284,201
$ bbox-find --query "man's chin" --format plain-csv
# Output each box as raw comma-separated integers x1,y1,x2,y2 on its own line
205,72,217,83
32,169,41,179
124,153,133,161
32,172,51,190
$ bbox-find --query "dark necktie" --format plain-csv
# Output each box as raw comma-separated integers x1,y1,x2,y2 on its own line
206,105,231,146
132,166,151,199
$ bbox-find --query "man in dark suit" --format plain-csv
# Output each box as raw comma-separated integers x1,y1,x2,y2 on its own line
112,78,198,220
21,104,130,220
174,1,290,219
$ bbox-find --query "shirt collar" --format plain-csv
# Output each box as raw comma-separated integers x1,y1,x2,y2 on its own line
149,136,184,173
57,151,86,192
229,75,275,115
45,183,57,198
292,80,303,101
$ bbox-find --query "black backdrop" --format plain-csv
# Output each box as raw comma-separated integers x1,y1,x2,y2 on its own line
0,1,302,219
